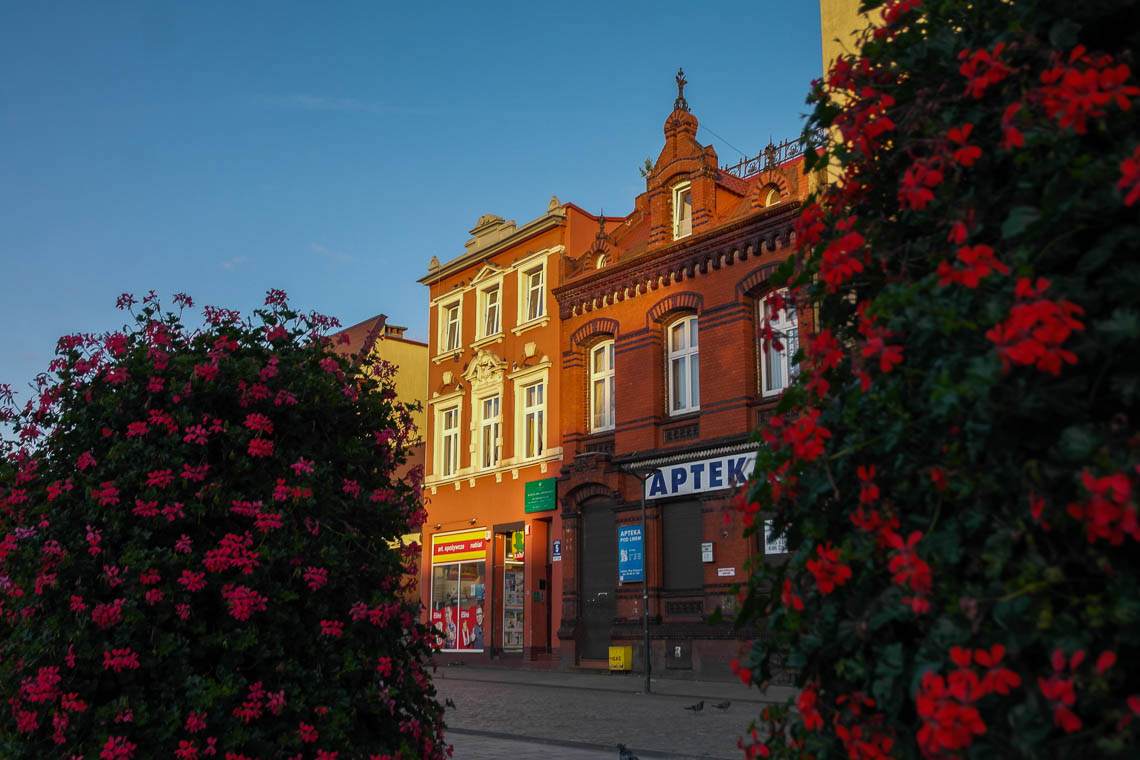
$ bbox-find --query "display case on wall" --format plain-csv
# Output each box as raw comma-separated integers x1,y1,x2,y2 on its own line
503,564,524,649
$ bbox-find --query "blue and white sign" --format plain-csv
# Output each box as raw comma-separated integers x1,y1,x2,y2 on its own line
552,539,562,562
618,525,644,583
645,451,757,500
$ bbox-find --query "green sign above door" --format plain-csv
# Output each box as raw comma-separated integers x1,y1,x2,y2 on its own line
524,477,557,513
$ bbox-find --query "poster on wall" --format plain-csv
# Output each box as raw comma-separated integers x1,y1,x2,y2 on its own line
618,525,644,583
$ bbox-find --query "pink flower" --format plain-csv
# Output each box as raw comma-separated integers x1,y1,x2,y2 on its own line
299,722,318,742
221,584,268,621
320,620,344,637
145,469,175,488
102,648,140,672
243,413,274,434
179,570,207,592
93,481,120,506
255,512,283,532
185,711,208,733
247,438,274,458
175,534,193,553
303,566,329,591
92,599,125,629
100,735,137,760
291,457,314,475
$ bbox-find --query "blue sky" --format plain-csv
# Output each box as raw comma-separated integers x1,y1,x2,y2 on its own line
0,1,824,405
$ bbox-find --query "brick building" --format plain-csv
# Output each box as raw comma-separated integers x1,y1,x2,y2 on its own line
550,78,814,679
417,201,603,663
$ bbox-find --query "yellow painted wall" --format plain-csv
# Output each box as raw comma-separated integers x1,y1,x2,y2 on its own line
374,337,428,442
820,0,870,76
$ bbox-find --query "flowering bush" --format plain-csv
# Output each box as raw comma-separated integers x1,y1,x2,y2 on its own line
731,2,1140,758
0,292,447,759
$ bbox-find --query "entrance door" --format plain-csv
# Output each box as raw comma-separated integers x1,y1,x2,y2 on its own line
579,498,617,660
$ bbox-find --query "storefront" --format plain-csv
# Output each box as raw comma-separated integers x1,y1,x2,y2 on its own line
430,529,487,652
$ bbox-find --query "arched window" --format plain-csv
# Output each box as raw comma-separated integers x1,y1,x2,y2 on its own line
763,186,781,207
595,253,608,269
667,315,699,414
589,340,615,432
759,290,799,397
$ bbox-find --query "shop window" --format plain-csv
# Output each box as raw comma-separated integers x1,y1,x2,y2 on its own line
673,182,692,239
430,530,487,652
439,299,461,353
520,381,545,460
759,290,799,397
667,315,699,415
521,265,545,323
590,340,615,432
663,500,703,591
478,284,501,338
478,395,502,469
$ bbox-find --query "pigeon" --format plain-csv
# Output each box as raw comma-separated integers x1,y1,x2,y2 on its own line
684,700,704,712
714,700,731,710
617,743,639,760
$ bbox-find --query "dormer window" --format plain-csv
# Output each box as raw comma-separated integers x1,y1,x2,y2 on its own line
673,182,692,239
763,186,781,207
595,254,607,269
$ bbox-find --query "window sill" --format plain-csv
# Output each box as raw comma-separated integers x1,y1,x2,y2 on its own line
431,348,463,365
471,333,504,351
666,408,700,420
511,317,549,335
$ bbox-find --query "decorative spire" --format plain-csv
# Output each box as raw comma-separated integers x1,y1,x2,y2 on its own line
597,210,606,237
674,67,689,112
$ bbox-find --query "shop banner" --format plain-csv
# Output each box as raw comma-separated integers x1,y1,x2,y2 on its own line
645,450,757,500
431,529,487,564
618,525,644,582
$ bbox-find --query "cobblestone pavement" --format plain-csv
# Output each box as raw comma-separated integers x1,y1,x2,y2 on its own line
437,666,794,759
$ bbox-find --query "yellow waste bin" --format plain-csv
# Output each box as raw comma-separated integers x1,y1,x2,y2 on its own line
608,645,632,671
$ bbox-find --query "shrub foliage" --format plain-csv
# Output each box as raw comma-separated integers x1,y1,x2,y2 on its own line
0,292,446,759
733,1,1140,758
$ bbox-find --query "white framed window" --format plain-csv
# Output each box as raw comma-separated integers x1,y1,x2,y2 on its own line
478,285,501,339
439,300,462,353
673,182,692,240
760,292,799,397
520,381,545,460
521,266,545,323
590,341,615,432
763,186,781,207
478,395,502,469
438,406,461,477
667,315,699,415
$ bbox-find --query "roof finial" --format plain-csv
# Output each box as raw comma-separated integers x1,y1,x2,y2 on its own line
674,67,690,112
598,210,606,236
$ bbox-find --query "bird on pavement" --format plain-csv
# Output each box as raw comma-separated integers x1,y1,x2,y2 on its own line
714,701,731,710
684,700,704,712
617,742,639,760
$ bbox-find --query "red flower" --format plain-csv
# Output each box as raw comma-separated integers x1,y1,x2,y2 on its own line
797,682,824,730
947,123,982,166
299,722,318,742
320,619,344,637
899,159,944,211
102,648,141,672
986,278,1085,375
1119,143,1140,206
857,465,879,505
1066,469,1136,544
958,43,1013,98
886,530,932,594
781,579,805,611
915,670,987,754
936,245,1009,288
930,467,947,492
806,542,853,594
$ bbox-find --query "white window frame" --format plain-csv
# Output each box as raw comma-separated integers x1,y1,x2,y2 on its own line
673,182,692,240
477,284,501,340
437,405,461,477
667,315,699,415
439,299,462,354
518,380,545,460
476,394,502,470
589,340,615,433
520,265,545,324
760,290,799,398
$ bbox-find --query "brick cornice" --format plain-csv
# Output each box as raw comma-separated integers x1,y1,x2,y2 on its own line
552,202,799,319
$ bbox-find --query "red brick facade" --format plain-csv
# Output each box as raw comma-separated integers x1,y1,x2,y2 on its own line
551,101,814,679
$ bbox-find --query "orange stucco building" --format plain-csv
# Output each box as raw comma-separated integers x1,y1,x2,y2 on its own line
417,202,602,663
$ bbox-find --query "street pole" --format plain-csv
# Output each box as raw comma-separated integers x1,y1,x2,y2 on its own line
639,472,650,695
621,467,653,694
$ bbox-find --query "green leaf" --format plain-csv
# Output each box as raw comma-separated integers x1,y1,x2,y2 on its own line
1001,206,1042,239
1096,308,1140,346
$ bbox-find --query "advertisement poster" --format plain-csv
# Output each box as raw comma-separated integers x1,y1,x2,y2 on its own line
462,604,485,649
618,525,644,583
